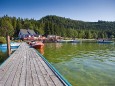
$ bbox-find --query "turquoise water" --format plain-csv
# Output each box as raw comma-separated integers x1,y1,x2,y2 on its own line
43,43,115,86
0,44,19,64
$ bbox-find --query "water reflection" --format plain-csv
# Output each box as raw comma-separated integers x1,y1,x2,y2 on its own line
36,47,44,55
45,43,63,49
54,43,62,49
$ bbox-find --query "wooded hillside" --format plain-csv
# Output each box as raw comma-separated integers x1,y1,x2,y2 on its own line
0,15,115,39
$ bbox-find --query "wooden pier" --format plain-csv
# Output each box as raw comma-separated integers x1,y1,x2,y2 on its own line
0,42,70,86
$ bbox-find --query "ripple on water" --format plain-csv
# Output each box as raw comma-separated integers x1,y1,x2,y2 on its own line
44,43,115,86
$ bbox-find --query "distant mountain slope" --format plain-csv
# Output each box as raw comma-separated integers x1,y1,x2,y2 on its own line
0,15,115,38
39,15,115,38
40,15,115,30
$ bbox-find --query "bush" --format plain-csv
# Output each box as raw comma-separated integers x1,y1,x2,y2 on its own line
0,37,6,44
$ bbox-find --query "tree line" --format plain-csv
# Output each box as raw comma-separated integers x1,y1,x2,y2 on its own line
0,15,115,39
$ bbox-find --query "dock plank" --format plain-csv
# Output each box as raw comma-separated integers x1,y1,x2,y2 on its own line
12,44,28,86
0,50,23,86
0,42,66,86
18,46,27,86
30,55,40,86
11,56,24,86
4,51,22,86
0,53,19,80
30,50,55,86
26,50,33,86
33,57,48,86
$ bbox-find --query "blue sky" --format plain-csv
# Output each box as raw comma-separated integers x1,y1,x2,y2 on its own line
0,0,115,22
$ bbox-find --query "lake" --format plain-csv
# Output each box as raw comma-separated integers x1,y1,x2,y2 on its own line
0,44,19,64
43,43,115,86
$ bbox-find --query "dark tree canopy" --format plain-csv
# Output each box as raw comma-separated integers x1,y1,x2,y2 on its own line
0,15,115,38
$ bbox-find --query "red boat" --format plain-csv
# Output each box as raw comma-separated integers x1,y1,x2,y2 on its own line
31,41,44,49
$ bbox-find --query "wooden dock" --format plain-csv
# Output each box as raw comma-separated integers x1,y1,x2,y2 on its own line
0,42,71,86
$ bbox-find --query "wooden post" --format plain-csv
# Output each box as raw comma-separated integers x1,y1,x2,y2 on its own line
6,34,11,56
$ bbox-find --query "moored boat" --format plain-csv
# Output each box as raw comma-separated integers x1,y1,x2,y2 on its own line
31,41,44,49
97,40,113,43
0,42,20,48
0,42,20,52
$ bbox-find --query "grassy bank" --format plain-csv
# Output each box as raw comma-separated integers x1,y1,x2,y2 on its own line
0,37,6,44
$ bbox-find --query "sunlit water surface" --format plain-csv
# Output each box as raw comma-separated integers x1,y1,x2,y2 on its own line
43,43,115,86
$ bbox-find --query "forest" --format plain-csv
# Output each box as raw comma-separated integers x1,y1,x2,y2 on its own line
0,15,115,39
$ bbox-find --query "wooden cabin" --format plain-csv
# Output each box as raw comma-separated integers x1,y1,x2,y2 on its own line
18,29,37,40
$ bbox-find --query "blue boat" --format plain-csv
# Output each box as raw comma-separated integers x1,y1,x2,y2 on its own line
97,40,113,43
0,42,20,48
0,42,20,52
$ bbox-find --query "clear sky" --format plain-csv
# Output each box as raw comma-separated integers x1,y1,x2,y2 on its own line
0,0,115,22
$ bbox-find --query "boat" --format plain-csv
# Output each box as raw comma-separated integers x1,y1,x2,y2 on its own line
0,42,20,48
31,41,44,49
72,40,80,43
0,42,20,52
97,40,113,43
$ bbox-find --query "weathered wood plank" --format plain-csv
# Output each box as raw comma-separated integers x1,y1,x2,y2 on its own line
4,52,22,86
0,53,20,80
0,45,22,72
0,59,18,85
29,53,40,86
50,75,64,86
18,54,27,86
31,50,56,86
11,56,24,86
26,50,33,86
0,42,65,86
0,43,23,86
11,44,26,86
34,52,55,76
30,50,48,86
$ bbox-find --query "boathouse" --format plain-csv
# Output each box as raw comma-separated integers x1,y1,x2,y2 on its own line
18,29,37,39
